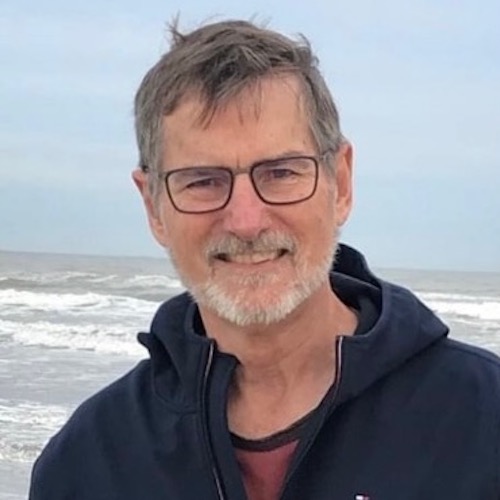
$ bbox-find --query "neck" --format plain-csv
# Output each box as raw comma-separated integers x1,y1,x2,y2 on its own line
199,282,358,438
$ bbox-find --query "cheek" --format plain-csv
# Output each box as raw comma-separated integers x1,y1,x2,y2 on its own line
283,210,327,260
166,216,214,266
299,192,336,243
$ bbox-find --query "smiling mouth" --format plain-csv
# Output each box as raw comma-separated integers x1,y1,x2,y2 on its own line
215,249,289,264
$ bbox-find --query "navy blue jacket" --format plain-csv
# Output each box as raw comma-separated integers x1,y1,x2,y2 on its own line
30,245,500,499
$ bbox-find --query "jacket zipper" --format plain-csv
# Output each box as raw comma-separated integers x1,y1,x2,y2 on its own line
202,340,226,500
279,335,344,499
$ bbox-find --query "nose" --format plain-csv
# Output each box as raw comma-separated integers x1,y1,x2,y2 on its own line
221,174,270,240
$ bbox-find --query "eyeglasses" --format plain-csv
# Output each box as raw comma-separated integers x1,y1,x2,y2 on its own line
147,153,328,214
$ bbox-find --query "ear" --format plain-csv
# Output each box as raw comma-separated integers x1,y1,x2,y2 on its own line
333,142,354,227
131,168,170,248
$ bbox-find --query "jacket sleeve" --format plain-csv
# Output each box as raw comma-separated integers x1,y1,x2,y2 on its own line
28,420,102,500
29,445,69,500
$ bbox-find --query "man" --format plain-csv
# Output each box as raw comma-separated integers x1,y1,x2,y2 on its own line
30,20,500,500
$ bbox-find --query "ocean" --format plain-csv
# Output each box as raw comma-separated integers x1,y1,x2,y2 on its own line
1,250,499,499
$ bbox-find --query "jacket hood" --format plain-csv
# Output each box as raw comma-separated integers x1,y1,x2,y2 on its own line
332,245,449,405
138,244,449,409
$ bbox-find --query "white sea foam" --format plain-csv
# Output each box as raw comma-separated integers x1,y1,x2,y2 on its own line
0,319,146,356
0,289,157,317
0,399,69,463
85,274,119,284
418,292,500,322
121,274,183,289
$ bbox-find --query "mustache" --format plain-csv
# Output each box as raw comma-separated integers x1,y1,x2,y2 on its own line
205,231,296,259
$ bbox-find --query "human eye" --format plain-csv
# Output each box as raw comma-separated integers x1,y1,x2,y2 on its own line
186,176,218,189
258,159,308,182
268,166,297,179
173,168,228,192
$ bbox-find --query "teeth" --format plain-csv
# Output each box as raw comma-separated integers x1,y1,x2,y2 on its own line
228,251,281,264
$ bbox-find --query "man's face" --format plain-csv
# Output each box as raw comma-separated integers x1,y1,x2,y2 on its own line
134,76,353,326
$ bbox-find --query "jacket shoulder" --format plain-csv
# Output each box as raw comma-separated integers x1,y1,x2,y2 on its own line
443,337,500,367
424,337,500,406
438,337,500,377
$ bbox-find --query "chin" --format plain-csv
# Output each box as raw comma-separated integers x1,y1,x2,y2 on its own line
190,273,327,327
172,236,339,327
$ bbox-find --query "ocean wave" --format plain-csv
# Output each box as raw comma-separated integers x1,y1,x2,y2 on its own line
0,270,182,290
418,292,500,322
0,271,100,286
119,274,182,289
0,289,158,317
0,399,69,463
419,291,499,302
0,319,146,356
0,440,42,463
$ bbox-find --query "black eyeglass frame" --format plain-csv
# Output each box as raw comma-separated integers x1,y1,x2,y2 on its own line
142,152,331,214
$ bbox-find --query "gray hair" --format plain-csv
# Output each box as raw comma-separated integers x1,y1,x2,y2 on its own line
134,19,344,196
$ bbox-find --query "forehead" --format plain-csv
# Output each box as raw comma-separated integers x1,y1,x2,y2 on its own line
162,76,315,167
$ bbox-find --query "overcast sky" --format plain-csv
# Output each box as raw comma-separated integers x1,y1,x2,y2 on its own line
1,0,499,271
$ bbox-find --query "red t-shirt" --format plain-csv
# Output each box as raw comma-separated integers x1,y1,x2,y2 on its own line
231,412,311,500
234,440,299,500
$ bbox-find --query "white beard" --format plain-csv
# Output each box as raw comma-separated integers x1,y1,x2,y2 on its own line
167,228,339,327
